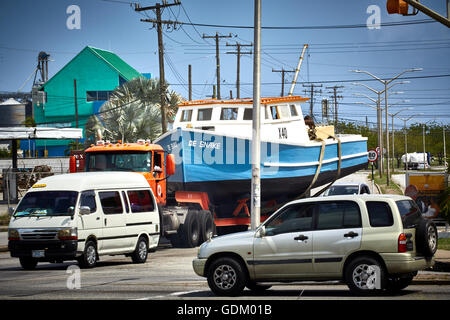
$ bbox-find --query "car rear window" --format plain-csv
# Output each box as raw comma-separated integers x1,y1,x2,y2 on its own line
396,200,421,228
366,201,394,227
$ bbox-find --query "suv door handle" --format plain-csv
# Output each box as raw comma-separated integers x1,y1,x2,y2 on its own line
294,234,308,241
344,231,358,238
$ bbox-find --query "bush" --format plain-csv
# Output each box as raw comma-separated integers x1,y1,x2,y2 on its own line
438,187,450,223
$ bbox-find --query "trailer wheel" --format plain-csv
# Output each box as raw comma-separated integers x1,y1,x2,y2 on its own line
199,210,215,243
179,209,201,248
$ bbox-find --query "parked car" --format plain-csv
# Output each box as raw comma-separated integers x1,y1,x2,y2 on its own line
193,194,437,296
8,172,160,269
321,182,371,196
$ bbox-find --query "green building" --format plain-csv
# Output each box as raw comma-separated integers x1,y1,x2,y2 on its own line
28,46,145,157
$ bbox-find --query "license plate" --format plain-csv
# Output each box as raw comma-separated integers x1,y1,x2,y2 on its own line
32,250,45,258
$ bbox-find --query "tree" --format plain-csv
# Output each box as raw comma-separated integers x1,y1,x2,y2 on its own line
84,77,183,145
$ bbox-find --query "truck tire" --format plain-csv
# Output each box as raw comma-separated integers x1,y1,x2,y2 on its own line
178,209,201,248
199,210,214,243
19,257,38,270
416,219,438,257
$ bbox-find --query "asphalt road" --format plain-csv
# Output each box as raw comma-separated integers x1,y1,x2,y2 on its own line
1,243,449,301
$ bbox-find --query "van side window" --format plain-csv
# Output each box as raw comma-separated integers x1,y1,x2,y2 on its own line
316,201,361,230
127,190,155,213
80,190,97,213
367,201,394,227
99,191,123,214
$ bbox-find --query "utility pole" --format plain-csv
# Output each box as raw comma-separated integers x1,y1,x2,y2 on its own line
303,84,322,118
188,64,192,101
251,0,261,230
272,68,295,97
203,32,233,100
326,85,344,127
226,42,252,99
135,1,181,133
73,79,78,129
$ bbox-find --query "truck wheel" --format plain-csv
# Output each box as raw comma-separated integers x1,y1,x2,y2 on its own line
199,210,214,243
77,240,98,268
416,219,438,257
19,257,38,270
345,256,385,295
179,209,200,248
207,257,247,296
131,237,148,263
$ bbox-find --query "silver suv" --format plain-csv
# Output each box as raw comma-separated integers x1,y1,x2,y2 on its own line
193,194,437,296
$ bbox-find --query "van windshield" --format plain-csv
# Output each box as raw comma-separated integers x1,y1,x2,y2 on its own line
14,191,78,217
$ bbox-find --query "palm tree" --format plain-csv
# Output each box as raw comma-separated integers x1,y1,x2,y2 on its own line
84,77,183,144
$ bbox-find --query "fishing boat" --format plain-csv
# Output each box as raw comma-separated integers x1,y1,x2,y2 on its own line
155,95,368,217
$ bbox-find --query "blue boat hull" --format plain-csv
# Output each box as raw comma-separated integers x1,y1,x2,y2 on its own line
156,128,368,213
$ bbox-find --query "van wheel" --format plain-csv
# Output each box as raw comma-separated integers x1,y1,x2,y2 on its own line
199,210,214,243
416,219,438,257
207,257,247,296
77,241,97,268
345,256,385,295
19,257,38,270
131,237,148,263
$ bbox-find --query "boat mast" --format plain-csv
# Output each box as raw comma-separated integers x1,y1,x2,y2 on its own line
288,44,308,96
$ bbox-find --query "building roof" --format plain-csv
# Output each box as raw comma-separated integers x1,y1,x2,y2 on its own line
40,46,142,89
88,46,142,81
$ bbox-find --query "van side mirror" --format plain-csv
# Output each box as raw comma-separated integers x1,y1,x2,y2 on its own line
79,206,91,215
8,207,15,216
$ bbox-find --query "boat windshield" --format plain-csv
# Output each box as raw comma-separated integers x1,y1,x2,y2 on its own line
86,151,152,172
14,191,78,217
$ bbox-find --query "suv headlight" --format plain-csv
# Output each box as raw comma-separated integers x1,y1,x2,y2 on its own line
58,227,78,240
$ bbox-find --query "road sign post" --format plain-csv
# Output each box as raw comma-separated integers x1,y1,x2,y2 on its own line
368,149,378,193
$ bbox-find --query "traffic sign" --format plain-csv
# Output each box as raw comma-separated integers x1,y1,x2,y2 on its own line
368,149,378,162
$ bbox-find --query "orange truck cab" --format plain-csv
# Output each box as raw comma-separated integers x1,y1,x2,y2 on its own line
72,140,175,206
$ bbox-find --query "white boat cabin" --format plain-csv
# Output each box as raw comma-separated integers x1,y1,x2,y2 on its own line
172,96,320,144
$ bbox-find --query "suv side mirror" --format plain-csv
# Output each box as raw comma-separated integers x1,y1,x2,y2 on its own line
79,206,91,215
257,226,266,238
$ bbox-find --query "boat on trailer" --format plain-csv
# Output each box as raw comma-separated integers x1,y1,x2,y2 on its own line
155,95,368,223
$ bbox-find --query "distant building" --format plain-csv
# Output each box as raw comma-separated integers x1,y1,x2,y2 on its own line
25,46,148,157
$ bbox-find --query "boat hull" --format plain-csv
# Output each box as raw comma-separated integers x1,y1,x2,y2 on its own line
155,128,368,213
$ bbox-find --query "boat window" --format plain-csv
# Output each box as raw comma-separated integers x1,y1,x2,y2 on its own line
180,109,192,122
243,108,253,120
220,108,238,120
290,105,298,116
279,105,291,118
270,106,280,120
197,108,213,121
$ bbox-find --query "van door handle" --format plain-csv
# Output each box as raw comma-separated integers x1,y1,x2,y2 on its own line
344,231,358,238
104,218,107,226
96,217,100,220
294,234,308,241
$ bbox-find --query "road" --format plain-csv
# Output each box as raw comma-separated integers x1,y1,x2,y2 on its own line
1,244,449,301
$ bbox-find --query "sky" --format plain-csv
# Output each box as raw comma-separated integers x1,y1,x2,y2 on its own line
1,0,449,129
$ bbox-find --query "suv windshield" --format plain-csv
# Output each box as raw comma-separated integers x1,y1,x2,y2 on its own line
14,191,78,217
86,151,152,172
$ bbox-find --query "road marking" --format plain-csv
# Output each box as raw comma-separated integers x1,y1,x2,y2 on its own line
132,289,205,300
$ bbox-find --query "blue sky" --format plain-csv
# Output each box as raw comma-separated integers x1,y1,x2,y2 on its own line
1,0,449,128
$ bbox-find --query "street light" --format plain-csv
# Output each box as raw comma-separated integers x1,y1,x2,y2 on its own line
350,69,421,186
420,119,434,171
389,107,413,171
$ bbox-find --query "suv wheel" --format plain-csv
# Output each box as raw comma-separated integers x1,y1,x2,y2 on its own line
207,257,247,296
345,256,385,295
416,219,438,257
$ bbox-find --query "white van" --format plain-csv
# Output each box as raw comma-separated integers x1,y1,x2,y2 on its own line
8,172,160,269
